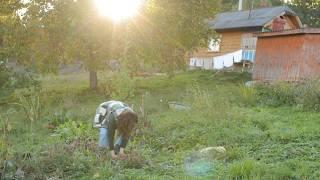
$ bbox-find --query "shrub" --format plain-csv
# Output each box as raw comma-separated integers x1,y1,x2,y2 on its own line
0,110,15,163
229,159,255,179
52,120,95,143
184,82,232,120
185,83,211,111
267,164,294,179
254,79,320,111
102,72,136,100
0,139,9,162
229,159,265,179
238,83,257,106
251,118,270,131
0,62,39,102
226,147,245,162
12,88,42,145
255,82,296,107
295,79,320,111
43,108,78,129
20,146,92,179
16,88,42,126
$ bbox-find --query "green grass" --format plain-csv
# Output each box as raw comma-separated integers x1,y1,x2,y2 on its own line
1,70,320,179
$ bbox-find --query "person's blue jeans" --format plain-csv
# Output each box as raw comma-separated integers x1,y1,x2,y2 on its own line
98,128,124,152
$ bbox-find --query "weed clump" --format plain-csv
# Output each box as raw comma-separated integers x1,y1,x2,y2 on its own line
102,71,136,100
239,79,320,111
2,71,320,179
20,145,92,179
121,151,147,169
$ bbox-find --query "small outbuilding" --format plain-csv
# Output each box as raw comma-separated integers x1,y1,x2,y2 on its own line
190,6,302,70
253,28,320,82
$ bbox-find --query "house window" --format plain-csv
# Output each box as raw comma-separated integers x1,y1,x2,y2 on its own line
241,33,257,50
208,36,221,52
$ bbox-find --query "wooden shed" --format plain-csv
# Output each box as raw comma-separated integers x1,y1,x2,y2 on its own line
190,6,302,70
253,28,320,82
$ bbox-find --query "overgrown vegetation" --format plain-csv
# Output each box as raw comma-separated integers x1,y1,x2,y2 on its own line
1,70,320,179
0,62,38,102
102,71,136,100
1,0,319,178
240,80,320,111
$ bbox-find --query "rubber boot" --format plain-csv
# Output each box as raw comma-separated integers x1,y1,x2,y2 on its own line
114,144,120,155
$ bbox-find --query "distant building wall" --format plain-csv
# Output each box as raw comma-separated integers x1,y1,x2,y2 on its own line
264,15,299,32
253,29,320,81
192,30,256,58
191,14,300,60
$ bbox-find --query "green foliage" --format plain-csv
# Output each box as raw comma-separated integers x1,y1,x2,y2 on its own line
15,88,42,126
118,0,220,73
0,63,39,102
20,146,93,179
254,80,320,111
289,0,320,28
255,82,297,107
226,147,245,162
5,0,121,87
250,116,271,131
2,71,320,179
268,164,294,179
184,82,232,121
295,79,320,111
229,159,262,179
0,1,25,62
44,108,76,128
3,0,221,88
185,83,212,111
238,83,257,106
102,72,136,100
52,120,95,142
0,136,11,163
220,0,284,11
0,62,12,92
0,110,15,157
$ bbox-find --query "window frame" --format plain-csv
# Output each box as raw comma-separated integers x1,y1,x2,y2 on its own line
208,35,222,52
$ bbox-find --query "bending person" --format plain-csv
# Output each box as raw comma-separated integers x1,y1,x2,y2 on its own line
93,100,138,159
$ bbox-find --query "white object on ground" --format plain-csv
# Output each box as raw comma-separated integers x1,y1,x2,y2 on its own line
200,146,226,154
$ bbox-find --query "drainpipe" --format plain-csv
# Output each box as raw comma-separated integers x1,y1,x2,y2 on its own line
238,0,243,11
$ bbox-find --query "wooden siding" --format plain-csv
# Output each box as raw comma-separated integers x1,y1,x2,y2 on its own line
192,31,254,58
301,34,320,78
253,33,320,81
191,15,300,59
220,31,243,54
264,15,299,31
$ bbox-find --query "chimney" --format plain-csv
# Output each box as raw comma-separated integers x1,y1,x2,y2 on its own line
238,0,243,11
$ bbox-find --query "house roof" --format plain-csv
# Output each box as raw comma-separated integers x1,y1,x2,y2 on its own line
255,28,320,37
209,6,298,31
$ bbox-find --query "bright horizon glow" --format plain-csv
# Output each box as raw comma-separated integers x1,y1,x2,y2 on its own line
94,0,142,22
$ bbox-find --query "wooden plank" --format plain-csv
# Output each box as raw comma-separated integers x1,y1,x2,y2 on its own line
253,33,320,82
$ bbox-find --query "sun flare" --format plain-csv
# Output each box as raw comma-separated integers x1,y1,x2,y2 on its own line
94,0,142,22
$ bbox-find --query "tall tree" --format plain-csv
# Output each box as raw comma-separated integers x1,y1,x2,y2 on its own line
288,0,320,27
0,0,25,62
4,0,221,88
20,0,123,89
220,0,284,11
125,0,219,74
56,0,117,89
0,1,39,98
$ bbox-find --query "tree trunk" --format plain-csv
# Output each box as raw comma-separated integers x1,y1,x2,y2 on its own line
89,71,97,90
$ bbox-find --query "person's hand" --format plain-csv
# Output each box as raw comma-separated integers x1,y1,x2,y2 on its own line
110,150,118,160
119,148,126,160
